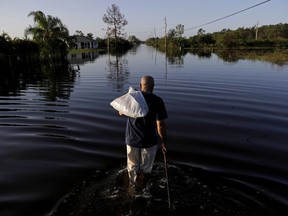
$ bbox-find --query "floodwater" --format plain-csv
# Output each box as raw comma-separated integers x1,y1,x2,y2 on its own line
0,45,288,216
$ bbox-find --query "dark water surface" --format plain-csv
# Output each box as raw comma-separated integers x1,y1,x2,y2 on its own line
1,45,288,216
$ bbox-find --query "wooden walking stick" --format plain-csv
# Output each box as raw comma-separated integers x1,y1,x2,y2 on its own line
163,151,171,208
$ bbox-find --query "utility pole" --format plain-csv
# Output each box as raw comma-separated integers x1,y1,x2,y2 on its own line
164,16,167,51
154,27,157,46
255,22,258,40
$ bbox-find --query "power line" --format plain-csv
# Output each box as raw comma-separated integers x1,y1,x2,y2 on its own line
127,27,164,34
125,0,271,39
184,0,271,32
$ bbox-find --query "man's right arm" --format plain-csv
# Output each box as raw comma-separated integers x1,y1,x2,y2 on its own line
157,120,167,152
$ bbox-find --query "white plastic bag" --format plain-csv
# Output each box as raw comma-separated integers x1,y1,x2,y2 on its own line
110,87,149,118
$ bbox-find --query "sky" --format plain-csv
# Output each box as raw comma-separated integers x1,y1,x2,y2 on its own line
0,0,287,40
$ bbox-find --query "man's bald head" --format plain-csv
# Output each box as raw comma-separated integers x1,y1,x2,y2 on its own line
140,76,155,93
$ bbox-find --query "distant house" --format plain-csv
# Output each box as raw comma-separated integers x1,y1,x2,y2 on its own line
73,35,98,49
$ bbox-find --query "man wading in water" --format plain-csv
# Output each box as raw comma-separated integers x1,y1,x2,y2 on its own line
119,75,168,196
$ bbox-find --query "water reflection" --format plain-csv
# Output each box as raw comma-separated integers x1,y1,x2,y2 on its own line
215,49,288,66
167,54,184,69
152,46,288,67
155,47,187,68
188,49,213,59
67,51,100,65
106,53,129,91
0,57,77,101
1,48,287,101
127,45,141,55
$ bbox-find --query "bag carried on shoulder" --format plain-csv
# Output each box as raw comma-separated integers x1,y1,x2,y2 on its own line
110,87,149,118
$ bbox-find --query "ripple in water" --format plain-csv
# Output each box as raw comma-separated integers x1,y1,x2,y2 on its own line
50,160,287,216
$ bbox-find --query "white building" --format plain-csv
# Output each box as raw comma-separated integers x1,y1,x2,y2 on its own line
73,35,98,49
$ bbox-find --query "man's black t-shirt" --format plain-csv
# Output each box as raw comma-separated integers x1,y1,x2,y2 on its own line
125,91,168,148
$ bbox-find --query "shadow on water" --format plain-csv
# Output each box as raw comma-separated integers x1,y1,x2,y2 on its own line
50,160,287,216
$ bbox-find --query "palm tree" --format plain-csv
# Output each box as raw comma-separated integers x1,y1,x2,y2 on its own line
1,32,12,42
0,32,12,53
25,11,73,57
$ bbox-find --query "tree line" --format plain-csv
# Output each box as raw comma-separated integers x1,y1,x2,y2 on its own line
0,4,137,59
146,23,288,50
2,4,287,59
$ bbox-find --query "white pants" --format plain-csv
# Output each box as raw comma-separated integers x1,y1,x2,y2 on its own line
126,145,157,184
